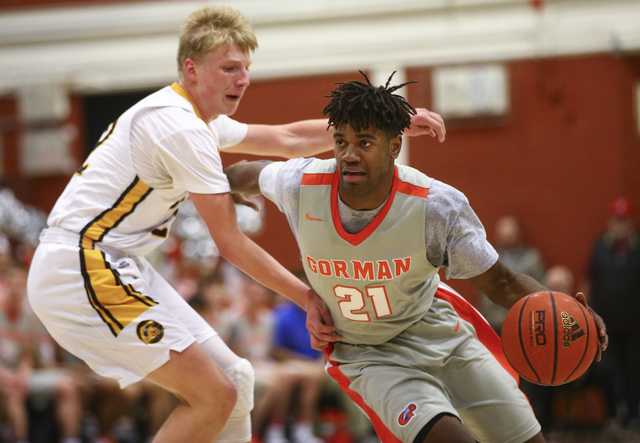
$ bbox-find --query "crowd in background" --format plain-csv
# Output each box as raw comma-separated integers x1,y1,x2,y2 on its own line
0,193,638,443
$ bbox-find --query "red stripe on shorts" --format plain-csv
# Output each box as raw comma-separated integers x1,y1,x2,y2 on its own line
434,284,519,381
324,343,402,443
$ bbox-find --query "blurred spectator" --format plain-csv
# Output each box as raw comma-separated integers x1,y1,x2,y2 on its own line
528,265,576,435
190,272,235,336
477,216,547,435
223,273,329,443
0,233,12,305
545,265,574,295
265,299,325,443
0,265,83,443
585,197,640,433
222,274,280,441
481,215,546,334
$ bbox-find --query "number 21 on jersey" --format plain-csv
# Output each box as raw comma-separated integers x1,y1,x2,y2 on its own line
333,285,392,321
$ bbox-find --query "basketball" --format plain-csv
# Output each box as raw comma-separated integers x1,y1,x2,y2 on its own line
501,291,598,386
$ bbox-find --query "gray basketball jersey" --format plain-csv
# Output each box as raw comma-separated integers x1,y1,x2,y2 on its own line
299,159,441,345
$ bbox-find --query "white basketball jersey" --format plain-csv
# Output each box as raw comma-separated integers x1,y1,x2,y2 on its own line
299,159,441,345
47,84,238,256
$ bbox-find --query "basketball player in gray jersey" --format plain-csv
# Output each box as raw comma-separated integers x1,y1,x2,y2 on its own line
224,72,608,443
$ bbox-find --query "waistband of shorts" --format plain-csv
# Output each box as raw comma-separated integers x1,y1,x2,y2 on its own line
39,227,94,248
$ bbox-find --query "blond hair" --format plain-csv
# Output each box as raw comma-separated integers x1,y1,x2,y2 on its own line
177,5,258,79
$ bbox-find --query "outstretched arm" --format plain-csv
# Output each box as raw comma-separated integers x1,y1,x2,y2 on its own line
470,259,608,361
224,108,446,158
191,191,339,349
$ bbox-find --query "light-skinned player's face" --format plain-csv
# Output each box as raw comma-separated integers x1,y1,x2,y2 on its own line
333,124,401,211
185,43,251,121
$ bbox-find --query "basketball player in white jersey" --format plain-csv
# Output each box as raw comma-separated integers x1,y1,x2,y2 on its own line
224,72,609,443
26,6,446,443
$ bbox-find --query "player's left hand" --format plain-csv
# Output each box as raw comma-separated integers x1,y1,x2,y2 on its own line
305,290,341,351
405,108,446,142
230,192,259,211
575,292,608,362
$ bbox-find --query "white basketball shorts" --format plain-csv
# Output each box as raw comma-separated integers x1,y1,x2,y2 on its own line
27,227,216,388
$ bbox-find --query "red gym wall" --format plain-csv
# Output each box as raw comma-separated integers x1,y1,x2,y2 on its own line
2,53,640,305
224,53,640,303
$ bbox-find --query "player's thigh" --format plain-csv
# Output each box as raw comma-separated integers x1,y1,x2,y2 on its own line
327,346,459,443
442,338,541,443
418,414,475,443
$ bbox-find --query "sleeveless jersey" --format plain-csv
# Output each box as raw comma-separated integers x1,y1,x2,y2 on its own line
299,159,441,345
47,84,237,257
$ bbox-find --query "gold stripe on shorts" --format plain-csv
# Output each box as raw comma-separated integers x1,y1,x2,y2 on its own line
79,176,158,337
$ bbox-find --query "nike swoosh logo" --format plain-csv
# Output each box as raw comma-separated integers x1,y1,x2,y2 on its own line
453,319,460,332
306,212,323,222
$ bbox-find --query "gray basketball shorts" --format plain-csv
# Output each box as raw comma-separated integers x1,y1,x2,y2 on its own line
324,284,541,443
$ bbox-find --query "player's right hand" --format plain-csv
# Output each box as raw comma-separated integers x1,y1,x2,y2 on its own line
305,290,341,350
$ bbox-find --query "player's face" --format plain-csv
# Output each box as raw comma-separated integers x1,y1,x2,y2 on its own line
191,43,251,120
333,124,401,210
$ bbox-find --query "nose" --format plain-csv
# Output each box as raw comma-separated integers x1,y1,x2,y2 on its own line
341,144,360,162
237,68,250,87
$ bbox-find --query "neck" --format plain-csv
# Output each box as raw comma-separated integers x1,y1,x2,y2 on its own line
176,81,217,123
339,167,395,210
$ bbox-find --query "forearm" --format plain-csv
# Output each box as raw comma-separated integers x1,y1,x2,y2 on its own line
220,234,311,309
274,119,334,157
491,272,547,310
224,160,271,195
470,259,547,310
227,119,333,158
191,192,311,310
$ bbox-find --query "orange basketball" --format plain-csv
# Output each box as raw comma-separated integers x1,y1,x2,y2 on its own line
501,291,598,386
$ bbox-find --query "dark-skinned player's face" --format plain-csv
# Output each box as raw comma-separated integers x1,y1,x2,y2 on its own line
333,123,402,210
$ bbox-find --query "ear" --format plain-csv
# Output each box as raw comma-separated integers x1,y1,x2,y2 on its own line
184,59,198,82
390,135,402,159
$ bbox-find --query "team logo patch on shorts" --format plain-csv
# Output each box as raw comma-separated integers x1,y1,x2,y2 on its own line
398,403,418,426
136,320,164,344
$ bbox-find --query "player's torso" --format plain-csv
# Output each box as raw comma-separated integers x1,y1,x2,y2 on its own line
47,88,193,256
298,159,440,345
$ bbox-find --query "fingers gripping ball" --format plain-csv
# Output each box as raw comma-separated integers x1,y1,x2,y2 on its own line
501,291,598,386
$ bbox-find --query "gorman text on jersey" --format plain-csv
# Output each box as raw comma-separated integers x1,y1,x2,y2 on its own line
306,256,411,281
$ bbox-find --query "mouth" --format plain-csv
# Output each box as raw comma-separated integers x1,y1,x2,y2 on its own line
226,94,241,101
341,168,366,182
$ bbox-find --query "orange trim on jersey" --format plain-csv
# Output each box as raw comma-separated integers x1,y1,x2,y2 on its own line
396,180,429,199
434,285,519,381
301,165,429,246
331,166,399,246
324,344,402,443
301,172,334,186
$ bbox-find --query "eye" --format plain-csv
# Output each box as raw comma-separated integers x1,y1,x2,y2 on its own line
360,140,372,148
334,139,345,147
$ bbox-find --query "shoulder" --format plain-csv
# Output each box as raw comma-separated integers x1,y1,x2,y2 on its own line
397,164,434,188
131,89,205,137
302,158,337,175
209,114,248,133
268,157,318,184
421,179,470,219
